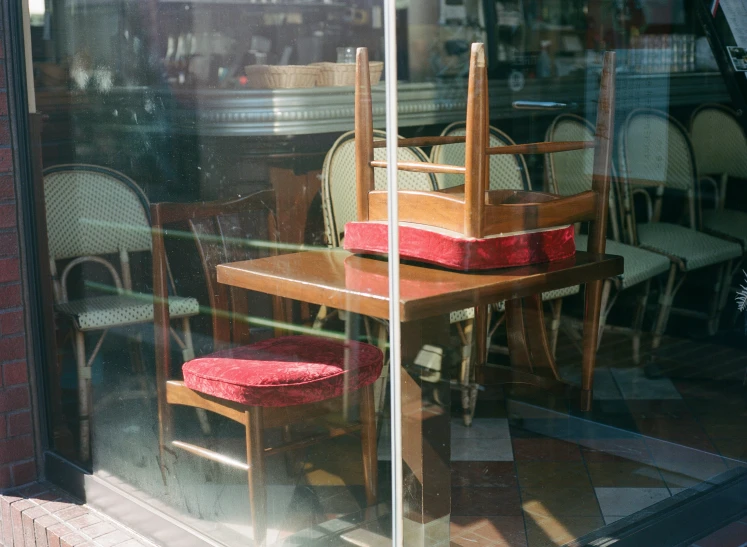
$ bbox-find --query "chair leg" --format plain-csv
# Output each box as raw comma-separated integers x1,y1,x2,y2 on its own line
707,263,726,336
75,330,91,461
631,279,651,365
245,408,267,547
652,264,679,351
548,299,563,357
709,261,733,336
182,317,210,435
458,318,475,426
360,384,378,506
581,279,605,411
596,280,612,351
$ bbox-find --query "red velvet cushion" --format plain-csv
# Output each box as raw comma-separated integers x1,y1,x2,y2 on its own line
182,336,383,407
344,221,575,271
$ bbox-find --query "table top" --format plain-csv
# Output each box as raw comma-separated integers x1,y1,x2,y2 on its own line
217,249,623,322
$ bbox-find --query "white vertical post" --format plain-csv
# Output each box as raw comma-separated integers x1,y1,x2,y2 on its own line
382,0,402,545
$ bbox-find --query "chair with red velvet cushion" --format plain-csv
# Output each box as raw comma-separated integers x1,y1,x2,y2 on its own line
348,42,616,410
151,190,382,547
344,43,615,272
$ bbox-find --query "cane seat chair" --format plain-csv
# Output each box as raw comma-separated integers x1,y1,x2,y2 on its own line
152,190,382,547
431,123,580,424
346,43,618,410
320,130,437,414
617,109,742,344
690,104,747,251
546,114,671,364
43,164,200,461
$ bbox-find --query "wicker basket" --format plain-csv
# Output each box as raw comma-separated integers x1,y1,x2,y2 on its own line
244,65,320,89
314,61,384,87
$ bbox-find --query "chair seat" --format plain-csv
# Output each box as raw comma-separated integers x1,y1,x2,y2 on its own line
702,209,747,248
56,294,199,330
344,221,576,271
575,236,671,289
182,335,383,407
635,222,742,271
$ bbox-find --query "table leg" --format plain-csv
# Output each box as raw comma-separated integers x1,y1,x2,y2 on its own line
399,316,451,547
479,295,567,393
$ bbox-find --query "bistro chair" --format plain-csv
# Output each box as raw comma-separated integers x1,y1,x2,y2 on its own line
345,43,617,410
617,109,742,347
43,164,200,461
431,123,580,424
320,130,437,415
151,190,382,546
690,104,747,253
546,114,671,363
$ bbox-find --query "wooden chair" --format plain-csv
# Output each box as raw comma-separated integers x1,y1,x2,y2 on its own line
617,109,742,346
347,43,617,409
546,114,671,364
151,190,382,547
43,164,200,461
431,123,580,424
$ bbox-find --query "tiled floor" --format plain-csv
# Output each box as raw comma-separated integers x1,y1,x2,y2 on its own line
70,323,747,546
442,328,747,547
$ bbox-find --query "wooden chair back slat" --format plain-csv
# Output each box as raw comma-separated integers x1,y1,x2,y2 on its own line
355,48,374,222
151,190,280,384
587,51,616,256
463,43,488,238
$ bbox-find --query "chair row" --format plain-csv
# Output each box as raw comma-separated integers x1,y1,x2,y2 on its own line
319,106,746,425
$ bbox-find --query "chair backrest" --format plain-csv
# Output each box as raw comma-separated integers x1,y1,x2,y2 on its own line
354,43,615,252
430,123,531,191
545,114,622,242
43,164,152,299
44,164,152,261
321,129,436,248
617,108,698,228
151,190,283,366
690,104,747,180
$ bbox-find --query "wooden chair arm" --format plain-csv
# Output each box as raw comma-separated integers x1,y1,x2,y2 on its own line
371,136,466,148
370,160,466,175
486,141,595,155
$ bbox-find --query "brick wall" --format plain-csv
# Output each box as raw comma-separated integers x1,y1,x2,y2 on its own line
0,36,37,488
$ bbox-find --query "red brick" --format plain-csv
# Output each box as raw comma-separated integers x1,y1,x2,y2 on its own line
22,505,47,546
3,361,27,386
0,231,17,257
0,336,24,361
95,530,132,547
47,522,73,547
60,531,88,547
8,411,30,436
11,499,34,547
35,515,58,547
67,513,101,530
0,414,5,438
0,257,19,283
79,521,115,539
0,283,20,308
0,149,11,173
0,175,12,201
11,460,37,487
54,505,87,521
0,309,22,334
0,465,9,488
0,385,29,412
0,435,33,463
0,203,15,228
0,119,9,147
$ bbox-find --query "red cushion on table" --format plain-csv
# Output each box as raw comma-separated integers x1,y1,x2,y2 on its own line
343,221,575,271
182,335,383,407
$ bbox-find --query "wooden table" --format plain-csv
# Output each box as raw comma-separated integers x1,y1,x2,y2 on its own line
217,249,623,545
